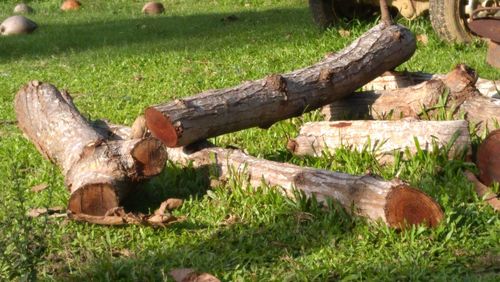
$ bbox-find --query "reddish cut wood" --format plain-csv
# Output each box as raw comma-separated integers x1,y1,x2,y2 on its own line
476,129,500,186
15,81,167,216
145,23,416,147
165,143,443,228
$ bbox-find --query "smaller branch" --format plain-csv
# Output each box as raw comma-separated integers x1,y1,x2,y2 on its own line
363,70,499,99
379,0,393,25
464,171,500,212
288,120,471,163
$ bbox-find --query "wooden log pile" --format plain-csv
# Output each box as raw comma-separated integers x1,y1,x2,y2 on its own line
17,11,498,229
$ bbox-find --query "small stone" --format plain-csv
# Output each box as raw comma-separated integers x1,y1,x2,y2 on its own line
142,2,165,15
61,0,81,11
13,3,34,14
0,15,37,36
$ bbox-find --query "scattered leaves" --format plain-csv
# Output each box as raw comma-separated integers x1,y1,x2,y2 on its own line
170,268,220,282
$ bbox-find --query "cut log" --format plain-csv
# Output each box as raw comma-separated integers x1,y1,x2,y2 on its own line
363,70,499,98
288,120,471,162
145,23,416,147
15,81,167,216
165,142,443,228
322,64,500,131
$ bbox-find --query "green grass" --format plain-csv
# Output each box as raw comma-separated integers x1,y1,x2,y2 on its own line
1,0,499,281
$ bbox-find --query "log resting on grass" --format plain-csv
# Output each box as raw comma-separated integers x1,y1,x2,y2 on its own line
362,70,500,98
145,23,416,147
165,142,443,228
322,64,500,131
288,120,471,162
14,81,167,216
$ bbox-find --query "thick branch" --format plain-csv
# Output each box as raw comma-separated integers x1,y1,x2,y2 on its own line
15,81,167,215
288,120,471,162
145,23,416,147
165,143,443,228
322,65,500,131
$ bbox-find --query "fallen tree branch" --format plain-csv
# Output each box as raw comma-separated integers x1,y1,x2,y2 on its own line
15,81,167,216
165,142,443,228
145,23,416,147
322,64,500,131
287,120,471,162
363,70,499,98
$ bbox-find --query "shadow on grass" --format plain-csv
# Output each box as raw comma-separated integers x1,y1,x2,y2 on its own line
61,161,356,280
0,8,313,62
0,7,382,63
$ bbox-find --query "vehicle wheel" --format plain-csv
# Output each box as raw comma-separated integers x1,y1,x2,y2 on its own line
308,0,369,29
429,0,473,42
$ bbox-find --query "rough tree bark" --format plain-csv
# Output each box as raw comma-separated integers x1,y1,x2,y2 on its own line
145,23,416,147
287,120,471,162
15,81,167,216
362,70,499,98
165,142,443,228
322,65,500,131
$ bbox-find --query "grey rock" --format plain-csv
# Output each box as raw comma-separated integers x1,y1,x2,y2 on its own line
14,3,34,14
0,15,37,36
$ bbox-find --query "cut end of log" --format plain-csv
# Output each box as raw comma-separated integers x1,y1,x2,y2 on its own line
385,185,443,228
68,184,119,216
131,138,167,177
477,128,500,186
145,107,178,147
444,64,478,92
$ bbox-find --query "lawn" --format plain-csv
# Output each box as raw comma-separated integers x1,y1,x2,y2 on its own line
0,0,499,281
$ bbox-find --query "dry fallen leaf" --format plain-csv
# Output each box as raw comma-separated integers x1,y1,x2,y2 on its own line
170,268,220,282
220,214,240,226
165,198,184,211
338,28,351,38
416,34,429,45
27,207,65,218
31,183,48,192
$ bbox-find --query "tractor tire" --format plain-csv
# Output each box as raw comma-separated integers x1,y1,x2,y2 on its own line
429,0,472,43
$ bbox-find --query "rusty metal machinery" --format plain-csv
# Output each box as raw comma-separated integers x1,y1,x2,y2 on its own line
467,6,500,68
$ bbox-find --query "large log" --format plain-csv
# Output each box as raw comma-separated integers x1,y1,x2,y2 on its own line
287,120,471,162
322,65,500,131
165,142,443,228
362,70,500,98
145,23,416,147
14,81,167,216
